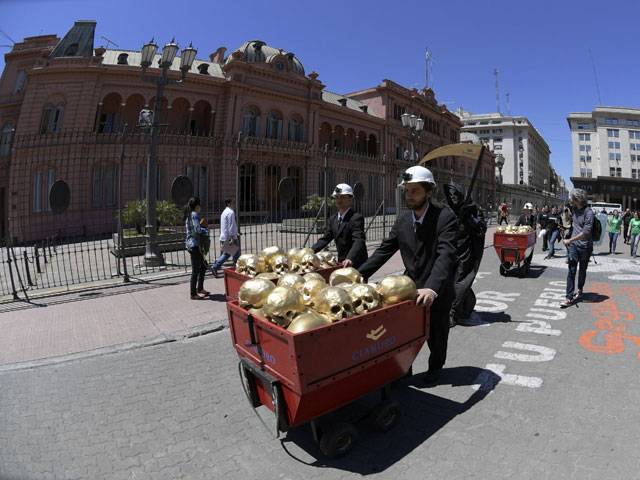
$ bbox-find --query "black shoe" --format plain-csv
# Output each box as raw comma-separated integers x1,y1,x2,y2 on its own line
211,267,220,278
421,369,442,386
544,254,554,259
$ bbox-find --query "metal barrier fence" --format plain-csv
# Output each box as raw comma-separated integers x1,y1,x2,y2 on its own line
1,129,410,302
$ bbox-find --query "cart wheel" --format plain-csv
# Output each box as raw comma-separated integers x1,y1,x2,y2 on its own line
371,401,401,432
319,422,358,458
499,265,507,276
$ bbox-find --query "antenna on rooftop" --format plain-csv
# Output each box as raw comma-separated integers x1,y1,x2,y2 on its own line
588,48,603,106
506,92,511,115
100,35,120,49
493,68,501,114
425,47,433,89
0,29,16,45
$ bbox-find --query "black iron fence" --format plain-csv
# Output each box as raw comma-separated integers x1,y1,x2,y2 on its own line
1,129,411,302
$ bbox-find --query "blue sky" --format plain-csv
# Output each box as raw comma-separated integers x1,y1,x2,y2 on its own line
2,0,640,186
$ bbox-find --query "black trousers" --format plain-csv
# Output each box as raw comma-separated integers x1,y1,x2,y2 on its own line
189,248,207,295
428,288,454,371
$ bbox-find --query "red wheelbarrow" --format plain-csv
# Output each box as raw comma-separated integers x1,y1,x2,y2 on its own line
226,300,429,457
493,231,536,277
223,265,340,301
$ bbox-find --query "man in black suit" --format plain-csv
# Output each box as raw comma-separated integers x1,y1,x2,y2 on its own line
358,166,458,384
312,183,368,268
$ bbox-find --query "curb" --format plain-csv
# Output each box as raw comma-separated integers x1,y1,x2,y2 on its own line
0,320,227,374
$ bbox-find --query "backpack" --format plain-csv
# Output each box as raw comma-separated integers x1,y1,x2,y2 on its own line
591,209,603,242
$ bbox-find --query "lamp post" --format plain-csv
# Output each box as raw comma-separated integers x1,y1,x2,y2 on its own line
138,38,197,267
495,153,505,184
401,113,424,164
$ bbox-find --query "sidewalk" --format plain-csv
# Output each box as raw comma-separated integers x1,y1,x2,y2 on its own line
0,251,408,370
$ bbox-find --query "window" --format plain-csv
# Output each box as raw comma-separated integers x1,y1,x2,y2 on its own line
0,123,13,156
632,154,638,163
578,133,590,141
605,118,619,125
91,165,118,208
608,141,621,149
587,169,592,178
630,130,640,139
577,123,591,130
616,167,622,177
609,152,622,161
493,137,503,143
241,109,259,137
633,169,639,179
631,143,640,151
579,144,591,151
580,155,592,163
97,112,118,133
265,112,283,139
609,167,622,177
33,169,55,213
39,105,64,134
288,118,304,142
13,70,26,94
607,129,620,137
494,144,502,150
117,53,129,65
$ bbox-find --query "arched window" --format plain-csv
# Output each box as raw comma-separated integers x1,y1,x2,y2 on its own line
40,104,64,134
0,123,14,156
288,115,304,142
266,111,283,140
242,107,260,137
92,164,119,208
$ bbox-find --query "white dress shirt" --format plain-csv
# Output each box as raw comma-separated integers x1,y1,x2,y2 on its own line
219,207,238,242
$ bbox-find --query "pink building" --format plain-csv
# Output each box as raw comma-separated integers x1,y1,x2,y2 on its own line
0,21,494,243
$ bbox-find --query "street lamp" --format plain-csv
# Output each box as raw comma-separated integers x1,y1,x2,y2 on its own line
138,38,197,267
495,153,505,184
401,113,424,164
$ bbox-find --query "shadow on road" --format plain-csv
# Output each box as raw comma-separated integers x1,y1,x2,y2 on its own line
457,311,512,327
579,293,609,304
279,366,500,474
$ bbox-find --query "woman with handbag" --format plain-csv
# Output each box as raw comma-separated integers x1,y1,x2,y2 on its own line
184,197,210,299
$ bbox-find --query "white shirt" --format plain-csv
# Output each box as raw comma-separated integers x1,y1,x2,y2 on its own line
413,202,429,228
219,207,238,241
337,208,351,223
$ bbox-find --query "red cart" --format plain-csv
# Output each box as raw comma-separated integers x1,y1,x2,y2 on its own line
493,231,536,277
223,265,340,301
227,299,429,457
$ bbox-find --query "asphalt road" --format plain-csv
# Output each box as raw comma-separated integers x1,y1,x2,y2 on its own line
1,240,640,480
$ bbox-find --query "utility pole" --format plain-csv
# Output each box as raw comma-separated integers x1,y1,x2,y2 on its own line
494,68,501,114
425,47,432,89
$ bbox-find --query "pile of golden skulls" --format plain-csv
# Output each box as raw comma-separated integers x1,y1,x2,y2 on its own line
496,225,534,234
236,246,417,334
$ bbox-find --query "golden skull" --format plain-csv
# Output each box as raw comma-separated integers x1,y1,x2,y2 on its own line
261,246,284,271
348,283,382,315
271,254,290,276
264,286,305,328
236,254,266,277
277,273,305,292
287,309,331,334
256,272,280,282
496,226,506,233
301,277,327,306
299,253,321,274
303,272,325,282
289,247,314,273
317,251,338,267
238,278,276,309
287,248,301,263
329,267,363,286
248,307,267,319
376,275,418,305
312,286,354,322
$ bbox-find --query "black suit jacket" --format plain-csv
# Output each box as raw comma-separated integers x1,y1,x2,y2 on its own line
312,209,368,268
358,203,458,306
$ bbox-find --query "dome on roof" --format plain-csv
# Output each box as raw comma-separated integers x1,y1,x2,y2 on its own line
225,40,305,75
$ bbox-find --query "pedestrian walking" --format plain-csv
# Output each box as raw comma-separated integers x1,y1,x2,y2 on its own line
358,166,458,384
622,208,632,244
211,198,241,278
561,189,595,308
628,211,640,257
312,183,368,268
498,203,509,225
545,206,561,259
537,205,550,252
606,209,623,254
184,197,210,300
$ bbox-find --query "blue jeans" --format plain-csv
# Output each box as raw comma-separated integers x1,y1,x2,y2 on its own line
566,243,592,299
631,234,640,257
548,229,559,256
608,232,619,253
212,241,241,271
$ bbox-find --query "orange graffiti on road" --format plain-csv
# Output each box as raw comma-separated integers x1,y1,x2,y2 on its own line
579,283,640,359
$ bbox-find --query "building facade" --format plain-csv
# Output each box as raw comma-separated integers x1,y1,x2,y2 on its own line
0,21,495,242
568,106,640,210
458,110,567,206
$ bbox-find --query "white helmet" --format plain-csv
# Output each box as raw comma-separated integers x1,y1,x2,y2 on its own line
399,166,436,186
524,202,533,210
332,183,353,197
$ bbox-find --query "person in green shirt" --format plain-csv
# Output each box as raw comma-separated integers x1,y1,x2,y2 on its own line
607,210,623,254
628,211,640,257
